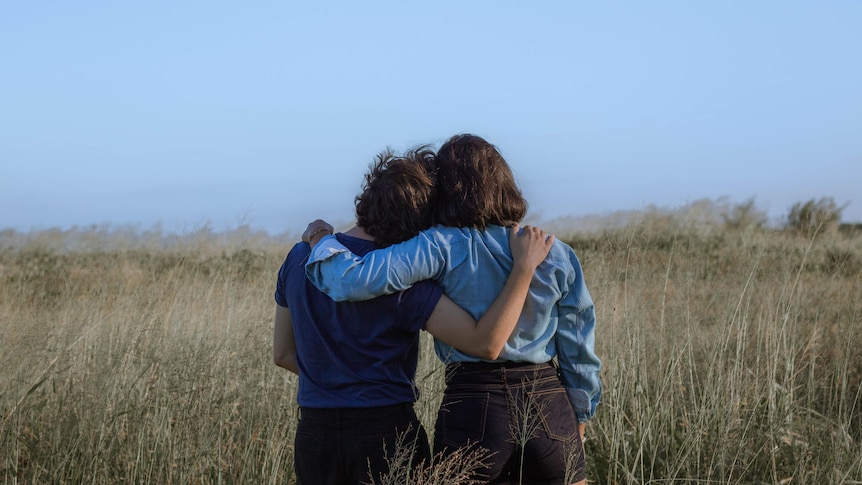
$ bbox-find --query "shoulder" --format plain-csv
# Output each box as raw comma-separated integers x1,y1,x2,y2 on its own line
278,242,311,282
420,225,469,239
335,233,377,256
426,224,510,244
549,238,578,261
545,239,584,274
416,225,474,247
285,241,311,265
275,242,311,306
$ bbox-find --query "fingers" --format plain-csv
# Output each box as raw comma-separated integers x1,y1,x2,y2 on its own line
517,224,553,244
302,219,334,243
508,222,555,271
509,222,521,241
310,219,333,233
509,222,556,246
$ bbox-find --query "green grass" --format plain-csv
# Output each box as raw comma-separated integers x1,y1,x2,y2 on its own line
1,224,861,483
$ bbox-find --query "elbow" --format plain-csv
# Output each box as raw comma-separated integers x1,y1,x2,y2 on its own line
277,359,299,375
471,342,504,361
273,351,297,373
484,347,503,361
481,350,502,361
482,337,510,361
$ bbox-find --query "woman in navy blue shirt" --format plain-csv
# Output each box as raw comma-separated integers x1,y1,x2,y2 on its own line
274,147,554,485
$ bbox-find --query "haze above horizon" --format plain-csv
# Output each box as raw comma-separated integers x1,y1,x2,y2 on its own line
3,1,861,235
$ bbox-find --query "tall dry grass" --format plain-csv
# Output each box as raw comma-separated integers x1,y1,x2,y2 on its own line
1,223,861,483
572,224,862,483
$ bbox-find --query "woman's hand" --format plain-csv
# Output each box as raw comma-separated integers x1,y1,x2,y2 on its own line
509,223,554,271
302,219,334,246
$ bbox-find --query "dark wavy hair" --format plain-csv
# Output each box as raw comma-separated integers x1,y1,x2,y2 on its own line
433,134,527,228
355,146,437,247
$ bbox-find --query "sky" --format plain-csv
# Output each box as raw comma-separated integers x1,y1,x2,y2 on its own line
2,1,861,236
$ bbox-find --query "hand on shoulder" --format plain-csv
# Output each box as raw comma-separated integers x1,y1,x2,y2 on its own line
302,219,334,246
509,223,555,270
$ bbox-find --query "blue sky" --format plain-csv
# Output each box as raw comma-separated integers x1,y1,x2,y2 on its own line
2,1,861,235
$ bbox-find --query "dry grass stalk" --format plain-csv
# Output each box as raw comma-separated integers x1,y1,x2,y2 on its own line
1,224,860,483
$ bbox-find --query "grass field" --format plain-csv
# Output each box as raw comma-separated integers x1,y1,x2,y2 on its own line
2,222,861,483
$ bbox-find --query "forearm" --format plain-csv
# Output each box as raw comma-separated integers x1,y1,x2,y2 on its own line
305,233,445,301
424,224,552,360
470,263,535,359
274,352,299,374
307,227,332,247
273,305,299,375
557,250,602,422
558,309,602,422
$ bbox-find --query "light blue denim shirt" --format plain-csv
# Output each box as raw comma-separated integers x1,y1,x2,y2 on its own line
305,225,601,422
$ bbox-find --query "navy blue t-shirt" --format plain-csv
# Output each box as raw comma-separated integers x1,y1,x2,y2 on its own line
275,233,443,408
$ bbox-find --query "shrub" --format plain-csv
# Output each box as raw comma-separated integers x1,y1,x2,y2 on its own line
721,197,767,231
786,197,844,237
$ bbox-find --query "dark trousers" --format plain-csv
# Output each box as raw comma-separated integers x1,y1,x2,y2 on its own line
433,361,586,484
293,402,431,485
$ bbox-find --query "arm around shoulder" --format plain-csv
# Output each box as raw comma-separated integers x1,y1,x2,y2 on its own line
305,229,450,302
425,224,555,360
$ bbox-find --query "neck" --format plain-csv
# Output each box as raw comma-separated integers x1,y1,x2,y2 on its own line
344,225,374,241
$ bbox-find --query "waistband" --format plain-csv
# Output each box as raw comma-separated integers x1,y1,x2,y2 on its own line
445,360,555,372
298,402,414,420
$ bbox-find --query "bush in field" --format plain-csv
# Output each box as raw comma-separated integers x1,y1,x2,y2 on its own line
786,197,845,237
721,197,767,231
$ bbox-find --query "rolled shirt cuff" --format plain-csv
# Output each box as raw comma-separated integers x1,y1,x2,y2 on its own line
307,234,345,261
566,387,594,423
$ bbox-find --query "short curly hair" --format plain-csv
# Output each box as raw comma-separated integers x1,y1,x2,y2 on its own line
355,146,437,247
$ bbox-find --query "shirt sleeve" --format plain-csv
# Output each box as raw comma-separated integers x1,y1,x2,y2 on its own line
304,232,449,302
554,248,602,422
397,281,445,332
274,257,290,308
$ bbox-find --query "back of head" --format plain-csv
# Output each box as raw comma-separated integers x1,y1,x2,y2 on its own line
433,134,527,229
355,146,437,247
